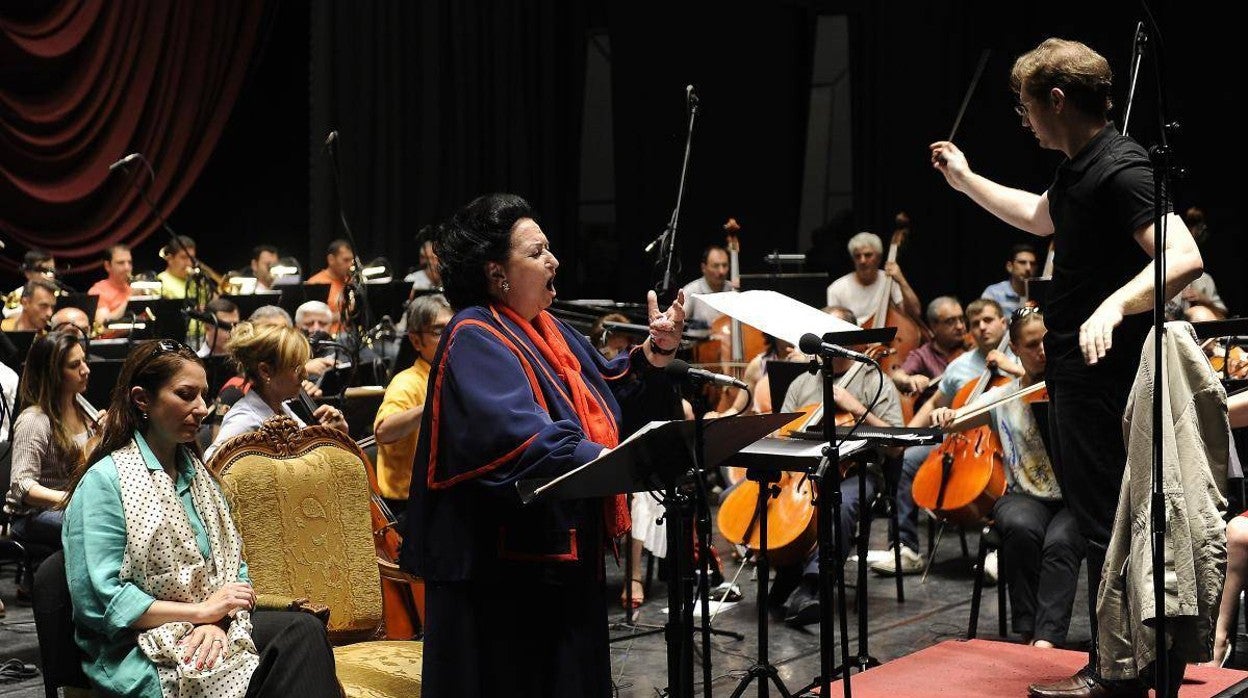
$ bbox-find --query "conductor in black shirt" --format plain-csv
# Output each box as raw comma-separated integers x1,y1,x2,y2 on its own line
929,39,1203,698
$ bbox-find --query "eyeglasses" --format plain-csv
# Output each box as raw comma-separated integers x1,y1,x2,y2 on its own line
415,327,445,339
934,315,966,327
153,339,189,354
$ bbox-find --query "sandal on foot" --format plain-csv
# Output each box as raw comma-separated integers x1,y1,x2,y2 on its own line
620,578,645,609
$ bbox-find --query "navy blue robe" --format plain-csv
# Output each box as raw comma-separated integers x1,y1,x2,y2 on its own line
401,304,672,698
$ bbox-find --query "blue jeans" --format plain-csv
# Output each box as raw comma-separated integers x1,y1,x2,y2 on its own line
10,508,64,590
891,444,933,552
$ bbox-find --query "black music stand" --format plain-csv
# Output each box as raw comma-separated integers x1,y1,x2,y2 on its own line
58,293,99,324
519,413,795,698
220,293,281,321
123,299,187,341
738,272,830,309
84,359,124,408
278,284,331,319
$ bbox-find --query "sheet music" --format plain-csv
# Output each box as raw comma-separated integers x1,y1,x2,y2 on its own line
691,290,859,348
740,436,869,459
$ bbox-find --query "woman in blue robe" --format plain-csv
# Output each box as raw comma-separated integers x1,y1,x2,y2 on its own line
400,193,685,697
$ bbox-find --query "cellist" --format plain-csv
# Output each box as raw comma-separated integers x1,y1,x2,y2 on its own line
872,298,1022,576
825,231,921,326
773,305,904,628
889,296,968,407
928,307,1084,650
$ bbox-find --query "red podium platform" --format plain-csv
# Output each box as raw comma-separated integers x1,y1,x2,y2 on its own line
815,639,1248,697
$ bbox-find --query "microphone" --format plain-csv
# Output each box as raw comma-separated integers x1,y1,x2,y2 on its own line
799,333,877,364
109,153,142,171
181,307,235,331
686,84,698,107
324,130,338,146
664,358,747,390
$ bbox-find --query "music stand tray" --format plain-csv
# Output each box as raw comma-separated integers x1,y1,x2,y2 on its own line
517,413,798,504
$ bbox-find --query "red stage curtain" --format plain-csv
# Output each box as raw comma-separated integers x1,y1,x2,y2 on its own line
0,0,271,273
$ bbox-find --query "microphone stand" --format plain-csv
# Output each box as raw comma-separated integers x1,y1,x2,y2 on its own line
647,87,699,303
324,132,371,397
1136,6,1182,695
112,154,216,340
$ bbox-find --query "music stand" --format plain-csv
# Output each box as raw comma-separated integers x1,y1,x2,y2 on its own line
58,293,99,324
85,359,125,408
519,413,796,698
124,299,187,341
3,331,37,368
738,272,830,309
279,284,330,319
221,293,280,321
360,280,410,324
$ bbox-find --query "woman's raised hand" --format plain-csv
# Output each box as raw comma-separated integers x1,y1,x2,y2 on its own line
197,582,255,623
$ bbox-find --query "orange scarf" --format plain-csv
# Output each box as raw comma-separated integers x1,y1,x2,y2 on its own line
497,305,630,538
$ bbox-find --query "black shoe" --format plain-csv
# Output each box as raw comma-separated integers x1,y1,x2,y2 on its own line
783,577,821,628
767,567,801,611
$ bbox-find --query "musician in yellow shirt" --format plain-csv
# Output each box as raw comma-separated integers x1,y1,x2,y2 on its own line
373,293,452,515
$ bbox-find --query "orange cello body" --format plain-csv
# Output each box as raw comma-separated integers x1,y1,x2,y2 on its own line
358,445,425,640
911,372,1010,527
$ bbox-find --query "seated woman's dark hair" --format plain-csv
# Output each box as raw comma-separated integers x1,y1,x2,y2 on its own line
434,193,534,310
61,340,204,506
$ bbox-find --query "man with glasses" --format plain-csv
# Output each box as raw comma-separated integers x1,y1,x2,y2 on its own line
981,244,1038,316
930,38,1204,698
372,293,452,516
890,296,968,405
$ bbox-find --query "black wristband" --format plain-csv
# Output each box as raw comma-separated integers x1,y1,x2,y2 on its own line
649,336,676,356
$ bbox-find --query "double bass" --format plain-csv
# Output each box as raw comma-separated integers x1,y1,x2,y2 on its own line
861,213,932,421
693,218,766,412
910,336,1012,527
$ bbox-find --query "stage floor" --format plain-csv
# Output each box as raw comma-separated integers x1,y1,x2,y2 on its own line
606,515,1248,698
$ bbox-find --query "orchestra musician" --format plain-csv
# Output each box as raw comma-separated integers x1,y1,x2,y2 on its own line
889,296,967,406
203,322,348,462
3,249,57,319
246,245,281,294
980,244,1038,316
706,334,804,418
775,305,904,627
874,298,1020,576
5,331,96,598
88,244,134,325
1212,393,1248,666
929,307,1084,649
198,298,240,359
398,192,684,698
0,277,58,332
372,293,452,517
406,236,443,292
158,235,209,304
306,239,355,333
930,37,1203,698
680,244,735,328
825,231,921,326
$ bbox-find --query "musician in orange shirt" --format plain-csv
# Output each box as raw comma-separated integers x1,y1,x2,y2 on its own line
305,239,355,333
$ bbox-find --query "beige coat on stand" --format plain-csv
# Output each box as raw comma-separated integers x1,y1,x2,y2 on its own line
1097,321,1229,679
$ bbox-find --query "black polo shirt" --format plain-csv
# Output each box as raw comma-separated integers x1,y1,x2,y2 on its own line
1044,124,1162,384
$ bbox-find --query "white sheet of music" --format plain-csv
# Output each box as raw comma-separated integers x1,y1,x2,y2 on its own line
691,290,859,347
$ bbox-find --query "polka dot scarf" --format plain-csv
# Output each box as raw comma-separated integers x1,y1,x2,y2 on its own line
114,439,260,698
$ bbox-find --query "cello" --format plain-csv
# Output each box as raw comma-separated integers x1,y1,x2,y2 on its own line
355,432,426,640
861,213,932,421
910,336,1011,527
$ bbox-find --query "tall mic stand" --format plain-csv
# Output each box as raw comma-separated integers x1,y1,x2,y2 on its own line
324,132,371,397
646,87,699,303
1135,7,1182,695
111,154,216,340
795,353,856,698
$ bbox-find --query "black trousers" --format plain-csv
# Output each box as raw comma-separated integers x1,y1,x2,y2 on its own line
1047,375,1132,667
246,611,341,698
991,493,1085,645
422,575,612,698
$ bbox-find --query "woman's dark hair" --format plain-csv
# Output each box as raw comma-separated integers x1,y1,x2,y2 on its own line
434,193,534,310
1009,306,1045,343
61,340,205,506
19,331,89,471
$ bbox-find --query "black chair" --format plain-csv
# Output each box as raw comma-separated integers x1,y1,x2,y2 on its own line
31,549,92,698
967,520,1008,639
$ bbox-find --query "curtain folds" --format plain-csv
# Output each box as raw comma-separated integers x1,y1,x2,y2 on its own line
0,0,272,272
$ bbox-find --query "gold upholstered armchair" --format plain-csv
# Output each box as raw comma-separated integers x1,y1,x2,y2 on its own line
208,416,423,698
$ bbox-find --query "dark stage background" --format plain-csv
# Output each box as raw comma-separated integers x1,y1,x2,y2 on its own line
2,1,1238,318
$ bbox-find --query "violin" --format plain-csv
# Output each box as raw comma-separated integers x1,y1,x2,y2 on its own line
861,213,933,422
911,336,1011,527
76,393,105,459
355,432,425,639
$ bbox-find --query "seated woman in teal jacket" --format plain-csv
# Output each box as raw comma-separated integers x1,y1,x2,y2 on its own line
60,339,340,698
